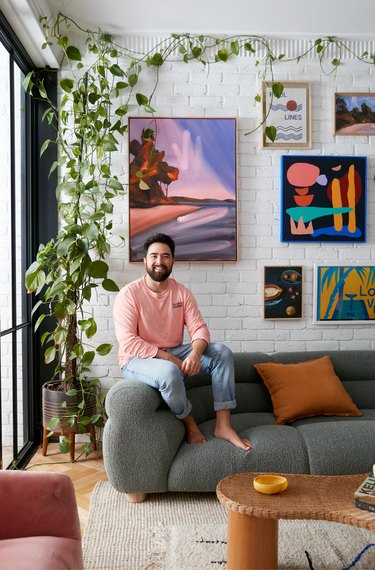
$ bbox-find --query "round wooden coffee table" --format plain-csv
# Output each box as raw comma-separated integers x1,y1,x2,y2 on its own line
216,472,375,570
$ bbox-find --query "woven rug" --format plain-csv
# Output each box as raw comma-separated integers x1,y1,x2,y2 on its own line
83,481,375,570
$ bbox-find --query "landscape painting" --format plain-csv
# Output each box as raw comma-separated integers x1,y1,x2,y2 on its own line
128,117,237,261
314,265,375,324
335,93,375,135
281,155,366,242
264,266,303,319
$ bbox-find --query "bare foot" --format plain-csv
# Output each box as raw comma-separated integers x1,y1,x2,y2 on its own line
214,427,252,450
213,425,252,451
182,415,207,444
214,409,252,451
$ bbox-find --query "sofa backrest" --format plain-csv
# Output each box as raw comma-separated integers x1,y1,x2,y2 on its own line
186,350,375,423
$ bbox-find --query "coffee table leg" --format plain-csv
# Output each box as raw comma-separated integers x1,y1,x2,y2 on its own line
227,510,278,569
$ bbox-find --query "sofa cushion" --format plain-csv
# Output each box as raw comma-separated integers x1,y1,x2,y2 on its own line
254,355,362,424
167,413,310,491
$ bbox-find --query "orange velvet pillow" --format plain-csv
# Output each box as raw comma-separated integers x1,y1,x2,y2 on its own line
254,355,362,425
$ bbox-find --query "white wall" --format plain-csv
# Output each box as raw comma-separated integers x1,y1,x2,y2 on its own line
75,36,375,386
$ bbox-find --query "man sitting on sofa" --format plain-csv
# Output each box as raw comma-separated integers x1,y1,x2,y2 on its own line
113,232,251,451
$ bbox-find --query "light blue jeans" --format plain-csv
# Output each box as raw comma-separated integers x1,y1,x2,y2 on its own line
122,342,237,419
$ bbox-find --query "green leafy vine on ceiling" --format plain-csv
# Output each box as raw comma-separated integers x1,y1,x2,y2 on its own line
40,13,375,143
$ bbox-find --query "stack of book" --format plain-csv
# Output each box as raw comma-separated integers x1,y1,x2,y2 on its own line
354,474,375,513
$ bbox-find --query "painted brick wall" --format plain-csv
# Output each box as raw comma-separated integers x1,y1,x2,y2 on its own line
65,37,375,386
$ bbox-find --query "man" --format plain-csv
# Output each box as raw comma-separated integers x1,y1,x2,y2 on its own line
113,233,251,451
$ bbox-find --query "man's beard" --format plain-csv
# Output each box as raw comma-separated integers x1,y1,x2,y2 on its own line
146,265,172,282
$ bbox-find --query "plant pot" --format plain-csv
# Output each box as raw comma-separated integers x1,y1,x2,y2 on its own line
42,380,97,433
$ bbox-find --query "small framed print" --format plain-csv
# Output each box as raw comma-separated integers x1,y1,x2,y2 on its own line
262,81,311,148
264,266,303,319
334,92,375,135
314,264,375,324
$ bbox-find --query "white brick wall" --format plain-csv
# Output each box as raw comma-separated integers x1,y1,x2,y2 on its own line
85,36,375,385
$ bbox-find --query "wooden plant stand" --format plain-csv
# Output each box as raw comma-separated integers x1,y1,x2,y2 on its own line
42,424,96,462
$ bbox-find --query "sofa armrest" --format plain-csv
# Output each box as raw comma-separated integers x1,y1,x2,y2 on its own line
103,379,185,493
0,471,81,540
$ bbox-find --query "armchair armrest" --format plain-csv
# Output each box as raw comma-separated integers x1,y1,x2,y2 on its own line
0,471,81,540
103,379,185,493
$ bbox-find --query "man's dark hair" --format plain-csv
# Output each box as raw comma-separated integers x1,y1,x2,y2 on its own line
143,233,175,257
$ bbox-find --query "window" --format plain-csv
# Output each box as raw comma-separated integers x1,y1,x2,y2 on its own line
0,14,57,469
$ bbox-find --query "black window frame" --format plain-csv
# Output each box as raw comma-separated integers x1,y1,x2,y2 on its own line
0,11,58,469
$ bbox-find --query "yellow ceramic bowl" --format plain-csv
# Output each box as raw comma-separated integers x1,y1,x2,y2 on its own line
253,475,288,494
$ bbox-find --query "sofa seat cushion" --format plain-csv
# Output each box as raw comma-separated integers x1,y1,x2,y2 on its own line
0,535,83,570
295,418,375,475
167,413,310,492
255,356,361,424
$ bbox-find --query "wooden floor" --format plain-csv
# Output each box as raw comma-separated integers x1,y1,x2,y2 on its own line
27,442,108,534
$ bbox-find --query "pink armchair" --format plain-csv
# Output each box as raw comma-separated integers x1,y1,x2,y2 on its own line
0,470,83,570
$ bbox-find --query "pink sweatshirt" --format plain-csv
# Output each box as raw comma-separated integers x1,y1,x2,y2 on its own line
113,276,210,368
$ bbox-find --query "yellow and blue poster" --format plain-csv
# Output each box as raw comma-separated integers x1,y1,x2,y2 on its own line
315,265,375,323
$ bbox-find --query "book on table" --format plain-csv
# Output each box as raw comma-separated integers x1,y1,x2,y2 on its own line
355,498,375,513
354,474,375,506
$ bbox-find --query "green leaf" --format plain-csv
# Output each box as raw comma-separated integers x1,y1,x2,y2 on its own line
66,45,82,61
60,78,74,93
150,52,163,67
230,41,240,56
192,46,202,59
265,125,277,142
44,346,56,364
85,318,97,339
272,82,284,98
96,343,113,356
331,58,340,67
59,438,71,454
244,42,255,53
217,48,229,62
143,104,156,114
47,417,60,430
255,94,261,103
81,351,95,366
66,389,78,396
88,260,109,278
102,278,119,292
136,93,149,106
110,64,125,77
34,313,46,332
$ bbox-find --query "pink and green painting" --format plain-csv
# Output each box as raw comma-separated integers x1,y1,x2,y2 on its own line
281,155,366,242
128,117,237,261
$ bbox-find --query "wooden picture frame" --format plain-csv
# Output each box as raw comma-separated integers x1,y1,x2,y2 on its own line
280,155,367,243
128,117,238,262
314,264,375,324
262,81,311,148
334,92,375,135
264,266,303,319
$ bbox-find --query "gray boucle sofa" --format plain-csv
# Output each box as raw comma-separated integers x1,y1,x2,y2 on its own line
103,350,375,497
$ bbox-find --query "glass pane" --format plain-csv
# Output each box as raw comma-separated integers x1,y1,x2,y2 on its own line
15,63,27,326
1,333,13,469
0,42,11,332
17,329,26,453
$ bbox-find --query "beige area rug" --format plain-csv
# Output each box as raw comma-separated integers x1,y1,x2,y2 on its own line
83,481,375,570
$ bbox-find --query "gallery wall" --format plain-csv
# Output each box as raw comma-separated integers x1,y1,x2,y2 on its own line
84,36,375,386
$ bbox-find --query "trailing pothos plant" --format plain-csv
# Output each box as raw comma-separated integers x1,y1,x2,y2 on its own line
24,15,133,455
24,14,375,456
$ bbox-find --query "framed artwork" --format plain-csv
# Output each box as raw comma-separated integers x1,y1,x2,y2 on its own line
264,266,303,319
128,117,237,262
334,92,375,135
314,265,375,324
261,81,311,148
281,155,367,243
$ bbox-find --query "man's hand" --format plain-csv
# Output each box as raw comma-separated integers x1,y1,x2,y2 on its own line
181,339,208,377
155,349,183,369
